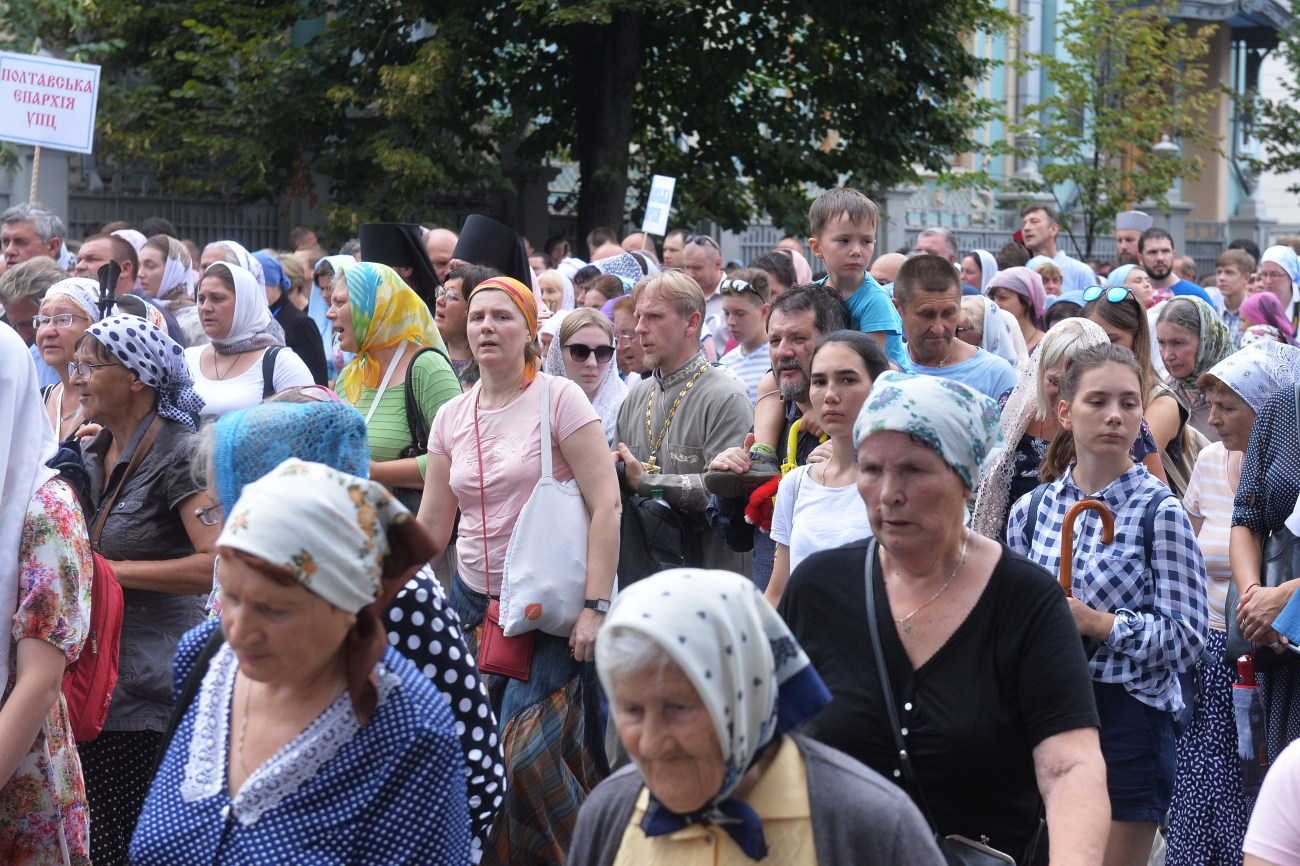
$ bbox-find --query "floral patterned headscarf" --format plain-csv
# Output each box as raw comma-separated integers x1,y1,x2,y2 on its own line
219,457,409,613
1160,296,1234,392
853,371,1004,492
333,261,446,403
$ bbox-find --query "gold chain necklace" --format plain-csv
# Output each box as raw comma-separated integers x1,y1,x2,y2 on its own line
642,363,708,473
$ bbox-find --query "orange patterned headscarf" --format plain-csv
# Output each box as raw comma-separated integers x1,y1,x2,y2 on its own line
468,276,541,380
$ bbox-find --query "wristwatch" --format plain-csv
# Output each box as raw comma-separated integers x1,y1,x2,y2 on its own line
584,598,611,613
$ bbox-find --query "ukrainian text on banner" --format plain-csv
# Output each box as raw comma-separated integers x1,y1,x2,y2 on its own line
0,51,101,154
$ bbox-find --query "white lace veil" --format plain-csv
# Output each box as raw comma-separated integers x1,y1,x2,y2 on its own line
970,317,1110,538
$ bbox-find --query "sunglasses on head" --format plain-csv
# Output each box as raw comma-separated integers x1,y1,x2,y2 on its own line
684,234,720,251
564,343,615,363
1082,285,1134,304
719,278,757,295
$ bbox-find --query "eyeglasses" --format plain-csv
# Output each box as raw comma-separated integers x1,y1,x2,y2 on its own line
955,326,973,335
1082,285,1134,304
67,361,122,379
1258,270,1290,282
435,286,464,303
314,273,334,290
564,343,615,363
34,313,90,329
194,502,223,526
684,234,720,251
719,278,757,295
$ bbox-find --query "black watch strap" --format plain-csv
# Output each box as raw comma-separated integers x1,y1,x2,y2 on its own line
584,598,610,612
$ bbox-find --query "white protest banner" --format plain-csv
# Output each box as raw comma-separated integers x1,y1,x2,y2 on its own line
641,175,676,236
0,51,101,154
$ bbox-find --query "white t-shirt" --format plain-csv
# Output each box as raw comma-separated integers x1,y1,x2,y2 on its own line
770,463,873,573
184,345,314,418
719,344,771,405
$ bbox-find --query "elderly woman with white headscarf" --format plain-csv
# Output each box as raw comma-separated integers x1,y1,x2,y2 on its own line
130,459,472,864
781,371,1109,864
1164,341,1300,866
1257,244,1300,332
570,568,942,865
0,326,93,865
34,277,105,441
184,262,313,417
139,235,205,347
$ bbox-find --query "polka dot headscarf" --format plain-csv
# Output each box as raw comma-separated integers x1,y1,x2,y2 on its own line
87,314,205,430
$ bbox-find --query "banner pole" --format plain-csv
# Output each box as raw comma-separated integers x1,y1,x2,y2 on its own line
29,145,41,200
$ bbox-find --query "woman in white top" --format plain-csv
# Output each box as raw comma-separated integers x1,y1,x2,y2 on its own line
184,262,313,417
766,330,889,605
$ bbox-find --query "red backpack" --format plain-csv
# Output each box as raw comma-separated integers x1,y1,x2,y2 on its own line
62,552,123,741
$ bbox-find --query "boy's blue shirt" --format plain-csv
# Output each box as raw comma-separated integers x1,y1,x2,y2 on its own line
819,272,912,372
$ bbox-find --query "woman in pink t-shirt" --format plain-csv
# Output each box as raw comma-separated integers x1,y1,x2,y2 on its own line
418,275,620,863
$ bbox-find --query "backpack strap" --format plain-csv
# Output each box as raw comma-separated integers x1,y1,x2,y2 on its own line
261,346,283,400
403,345,451,453
1140,488,1179,565
1025,482,1049,548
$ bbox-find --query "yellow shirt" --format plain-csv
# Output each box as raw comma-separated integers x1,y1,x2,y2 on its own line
612,736,817,866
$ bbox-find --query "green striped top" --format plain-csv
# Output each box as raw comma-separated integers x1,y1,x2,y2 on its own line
352,349,462,477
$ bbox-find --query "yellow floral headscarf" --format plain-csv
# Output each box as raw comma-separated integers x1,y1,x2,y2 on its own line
334,261,446,403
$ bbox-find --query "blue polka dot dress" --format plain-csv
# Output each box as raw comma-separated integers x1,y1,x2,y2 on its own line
129,619,472,865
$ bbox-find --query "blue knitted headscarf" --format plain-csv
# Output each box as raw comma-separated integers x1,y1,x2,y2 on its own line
212,401,370,510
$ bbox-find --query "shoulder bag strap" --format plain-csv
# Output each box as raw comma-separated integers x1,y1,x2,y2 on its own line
473,390,493,597
90,414,164,550
538,376,554,480
862,539,943,834
363,341,409,426
260,346,282,400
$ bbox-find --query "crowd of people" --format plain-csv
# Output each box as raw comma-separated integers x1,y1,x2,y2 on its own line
1,189,1300,866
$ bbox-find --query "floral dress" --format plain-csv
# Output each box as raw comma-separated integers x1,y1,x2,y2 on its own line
0,477,92,865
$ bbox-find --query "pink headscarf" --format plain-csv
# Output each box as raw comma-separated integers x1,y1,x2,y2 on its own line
986,266,1046,322
1242,291,1296,341
777,247,814,285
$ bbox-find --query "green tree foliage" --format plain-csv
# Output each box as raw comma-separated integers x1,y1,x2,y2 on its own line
999,0,1222,258
9,0,1013,243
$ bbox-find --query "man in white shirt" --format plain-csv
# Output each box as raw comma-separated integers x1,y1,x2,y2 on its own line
682,234,730,347
1021,204,1097,293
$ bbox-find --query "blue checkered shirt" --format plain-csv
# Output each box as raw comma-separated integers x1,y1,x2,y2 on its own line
1007,464,1209,713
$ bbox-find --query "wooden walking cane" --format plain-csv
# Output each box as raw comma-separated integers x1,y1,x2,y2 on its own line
1059,498,1114,597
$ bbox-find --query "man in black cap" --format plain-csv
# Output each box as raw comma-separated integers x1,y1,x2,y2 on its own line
358,223,441,310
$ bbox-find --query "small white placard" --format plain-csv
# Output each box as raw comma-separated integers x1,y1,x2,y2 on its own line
641,175,677,236
0,51,101,154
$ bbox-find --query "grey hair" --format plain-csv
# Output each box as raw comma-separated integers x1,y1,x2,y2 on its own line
1034,318,1108,418
1156,296,1202,339
597,626,676,695
917,226,958,260
1,201,66,243
0,256,68,304
201,243,239,266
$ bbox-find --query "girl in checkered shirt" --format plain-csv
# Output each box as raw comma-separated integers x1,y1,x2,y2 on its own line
1008,342,1209,866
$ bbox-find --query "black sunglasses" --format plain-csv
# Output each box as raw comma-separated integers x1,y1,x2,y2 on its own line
564,343,615,363
684,234,720,251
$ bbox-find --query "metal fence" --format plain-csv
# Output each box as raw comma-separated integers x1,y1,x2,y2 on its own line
66,194,281,249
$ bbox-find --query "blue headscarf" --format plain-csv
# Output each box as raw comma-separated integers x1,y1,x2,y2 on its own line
253,251,291,294
212,401,370,510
